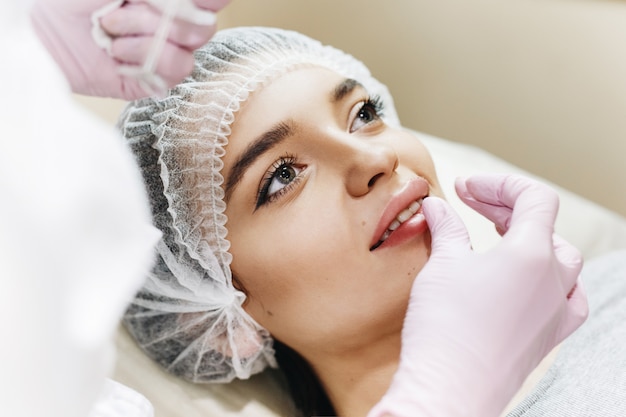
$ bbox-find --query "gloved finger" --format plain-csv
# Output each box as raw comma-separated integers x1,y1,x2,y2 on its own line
462,174,559,236
138,0,218,25
134,0,230,10
551,234,584,299
422,197,472,255
111,36,195,85
192,0,232,11
100,3,215,50
556,277,589,343
455,176,512,235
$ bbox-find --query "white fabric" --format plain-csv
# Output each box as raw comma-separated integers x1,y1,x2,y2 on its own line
0,4,158,417
89,379,154,417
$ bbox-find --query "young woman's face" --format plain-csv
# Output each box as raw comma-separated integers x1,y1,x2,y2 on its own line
221,67,444,357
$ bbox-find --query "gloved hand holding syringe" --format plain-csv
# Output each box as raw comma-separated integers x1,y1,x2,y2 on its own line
93,0,221,98
31,0,231,100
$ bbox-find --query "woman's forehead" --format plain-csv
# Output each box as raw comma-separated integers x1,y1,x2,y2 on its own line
233,68,362,121
226,68,366,153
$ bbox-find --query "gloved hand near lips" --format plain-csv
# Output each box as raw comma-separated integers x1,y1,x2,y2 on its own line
30,0,231,100
369,174,589,417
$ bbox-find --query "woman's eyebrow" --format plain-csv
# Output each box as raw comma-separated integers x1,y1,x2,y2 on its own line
224,79,362,200
332,78,363,102
224,120,294,200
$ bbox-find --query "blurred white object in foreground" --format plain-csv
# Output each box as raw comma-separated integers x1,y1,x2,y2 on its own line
0,3,158,417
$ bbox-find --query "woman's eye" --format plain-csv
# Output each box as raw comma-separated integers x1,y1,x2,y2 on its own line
256,157,305,208
350,95,385,133
268,164,300,195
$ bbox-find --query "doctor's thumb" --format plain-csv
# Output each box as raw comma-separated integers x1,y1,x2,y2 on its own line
422,197,472,255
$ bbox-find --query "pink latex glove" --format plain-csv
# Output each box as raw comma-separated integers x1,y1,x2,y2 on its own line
30,0,231,100
368,174,588,417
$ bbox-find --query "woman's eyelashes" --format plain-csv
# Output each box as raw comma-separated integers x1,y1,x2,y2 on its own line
349,95,385,133
256,155,306,209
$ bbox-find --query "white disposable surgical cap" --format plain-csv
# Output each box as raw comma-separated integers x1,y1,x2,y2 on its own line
118,26,401,383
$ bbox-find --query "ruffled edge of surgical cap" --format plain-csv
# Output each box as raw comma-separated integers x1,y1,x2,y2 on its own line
118,26,400,384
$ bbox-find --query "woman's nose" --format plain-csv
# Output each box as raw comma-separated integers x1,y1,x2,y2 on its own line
343,141,398,197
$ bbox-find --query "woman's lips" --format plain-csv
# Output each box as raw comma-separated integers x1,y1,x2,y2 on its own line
371,207,428,251
370,198,425,250
370,177,430,251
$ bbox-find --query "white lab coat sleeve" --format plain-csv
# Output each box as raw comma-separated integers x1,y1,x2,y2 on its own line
0,4,159,417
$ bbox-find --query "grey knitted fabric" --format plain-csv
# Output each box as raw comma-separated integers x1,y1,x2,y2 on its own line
507,249,626,416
